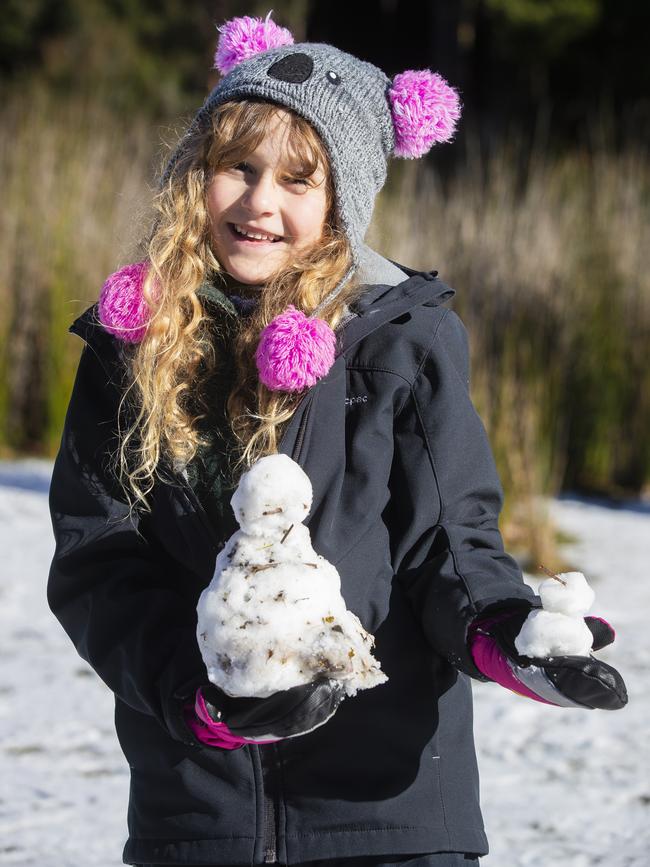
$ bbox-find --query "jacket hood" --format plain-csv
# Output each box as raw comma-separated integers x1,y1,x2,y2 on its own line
336,244,455,356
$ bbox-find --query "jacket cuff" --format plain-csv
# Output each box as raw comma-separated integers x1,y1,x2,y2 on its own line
163,673,209,748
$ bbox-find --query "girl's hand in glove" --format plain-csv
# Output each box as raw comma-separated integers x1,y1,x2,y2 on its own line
184,677,345,750
469,608,628,710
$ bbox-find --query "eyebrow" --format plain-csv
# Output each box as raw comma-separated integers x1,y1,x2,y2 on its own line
282,162,324,177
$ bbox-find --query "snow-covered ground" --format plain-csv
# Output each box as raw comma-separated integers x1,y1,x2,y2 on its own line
0,459,648,866
473,494,650,867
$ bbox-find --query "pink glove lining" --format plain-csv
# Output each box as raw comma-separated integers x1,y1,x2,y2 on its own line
469,614,556,706
589,615,616,641
183,689,281,750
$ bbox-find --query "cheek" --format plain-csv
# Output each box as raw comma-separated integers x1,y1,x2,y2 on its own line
206,177,236,224
294,194,328,242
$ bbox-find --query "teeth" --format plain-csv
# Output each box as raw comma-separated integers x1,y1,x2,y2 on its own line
234,224,281,242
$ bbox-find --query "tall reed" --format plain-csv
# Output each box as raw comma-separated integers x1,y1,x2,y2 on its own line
1,86,648,566
0,83,155,454
368,137,650,564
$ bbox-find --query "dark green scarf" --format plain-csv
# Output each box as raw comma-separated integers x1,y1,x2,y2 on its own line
184,272,259,544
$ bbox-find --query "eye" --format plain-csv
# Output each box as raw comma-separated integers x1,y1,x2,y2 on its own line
233,161,251,173
282,170,313,187
325,70,341,85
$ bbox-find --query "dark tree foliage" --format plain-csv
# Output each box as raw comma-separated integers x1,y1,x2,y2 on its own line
307,0,650,148
0,0,229,115
1,0,648,137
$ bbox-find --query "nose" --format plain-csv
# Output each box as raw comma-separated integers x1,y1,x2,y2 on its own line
267,52,313,83
241,172,277,216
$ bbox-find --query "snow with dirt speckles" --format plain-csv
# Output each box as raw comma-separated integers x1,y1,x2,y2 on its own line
198,454,387,698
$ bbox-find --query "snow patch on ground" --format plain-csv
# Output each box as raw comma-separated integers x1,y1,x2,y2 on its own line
474,494,650,866
0,461,648,866
0,460,128,867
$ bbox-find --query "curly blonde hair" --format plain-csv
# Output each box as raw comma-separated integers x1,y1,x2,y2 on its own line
115,99,366,515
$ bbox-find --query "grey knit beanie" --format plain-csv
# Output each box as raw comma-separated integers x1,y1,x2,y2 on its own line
163,11,461,313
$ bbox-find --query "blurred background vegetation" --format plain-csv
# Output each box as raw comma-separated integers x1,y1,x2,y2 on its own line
1,0,648,567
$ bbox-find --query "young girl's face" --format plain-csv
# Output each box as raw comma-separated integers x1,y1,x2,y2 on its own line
207,112,329,285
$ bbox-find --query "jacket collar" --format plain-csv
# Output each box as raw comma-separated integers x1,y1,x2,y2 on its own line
339,268,454,357
334,244,455,355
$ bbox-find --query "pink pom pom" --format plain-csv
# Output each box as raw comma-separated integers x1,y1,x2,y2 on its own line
388,69,462,158
214,11,294,75
98,261,153,343
255,305,337,392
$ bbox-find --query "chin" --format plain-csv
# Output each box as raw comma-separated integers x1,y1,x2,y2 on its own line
228,267,274,285
226,258,286,286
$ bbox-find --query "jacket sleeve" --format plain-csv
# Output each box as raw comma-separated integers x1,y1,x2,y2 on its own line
47,337,206,747
390,307,539,680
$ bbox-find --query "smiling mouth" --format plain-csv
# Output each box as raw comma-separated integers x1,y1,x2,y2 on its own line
229,223,284,243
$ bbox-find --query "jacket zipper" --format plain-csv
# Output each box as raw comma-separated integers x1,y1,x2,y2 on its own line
169,390,314,865
261,746,279,863
168,473,282,865
292,395,311,463
178,471,222,551
254,394,315,864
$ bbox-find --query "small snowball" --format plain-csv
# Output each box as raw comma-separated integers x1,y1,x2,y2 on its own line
515,609,593,658
230,453,312,536
539,571,595,616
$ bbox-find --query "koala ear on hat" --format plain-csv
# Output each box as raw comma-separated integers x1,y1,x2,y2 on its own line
214,11,294,75
388,69,462,158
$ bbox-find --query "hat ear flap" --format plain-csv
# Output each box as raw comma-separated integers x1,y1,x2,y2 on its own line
214,11,294,75
388,69,462,159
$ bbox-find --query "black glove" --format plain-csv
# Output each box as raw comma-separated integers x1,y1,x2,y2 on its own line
200,676,346,741
471,609,628,711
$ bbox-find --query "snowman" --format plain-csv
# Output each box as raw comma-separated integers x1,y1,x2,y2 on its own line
196,453,388,699
515,569,596,658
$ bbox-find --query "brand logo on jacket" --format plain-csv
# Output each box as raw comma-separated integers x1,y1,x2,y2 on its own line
345,394,368,406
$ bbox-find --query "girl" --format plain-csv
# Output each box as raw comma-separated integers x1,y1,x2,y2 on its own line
47,12,627,867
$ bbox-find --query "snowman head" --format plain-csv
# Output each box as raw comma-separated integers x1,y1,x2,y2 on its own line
231,453,313,536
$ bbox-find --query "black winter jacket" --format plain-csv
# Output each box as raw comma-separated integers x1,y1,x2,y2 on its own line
47,259,537,866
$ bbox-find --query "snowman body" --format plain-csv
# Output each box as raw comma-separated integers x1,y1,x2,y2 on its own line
197,454,388,698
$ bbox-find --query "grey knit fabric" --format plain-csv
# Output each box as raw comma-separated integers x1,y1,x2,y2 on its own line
356,244,408,287
162,42,398,311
